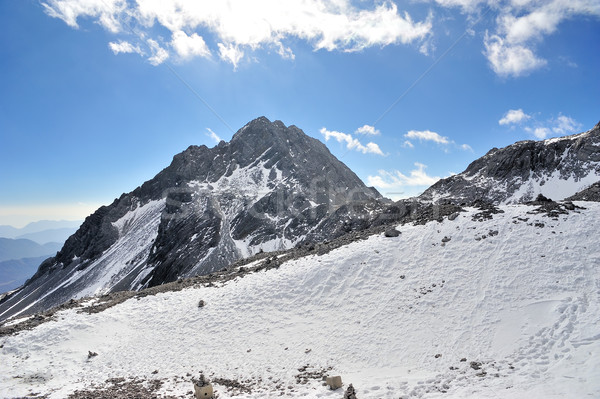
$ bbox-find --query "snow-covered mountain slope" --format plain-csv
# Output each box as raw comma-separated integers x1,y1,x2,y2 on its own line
2,202,598,399
0,117,383,321
421,121,600,204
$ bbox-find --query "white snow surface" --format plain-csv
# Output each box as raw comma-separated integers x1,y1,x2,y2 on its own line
1,204,599,398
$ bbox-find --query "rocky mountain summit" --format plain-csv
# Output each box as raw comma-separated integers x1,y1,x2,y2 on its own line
420,121,600,204
2,118,599,323
0,117,382,321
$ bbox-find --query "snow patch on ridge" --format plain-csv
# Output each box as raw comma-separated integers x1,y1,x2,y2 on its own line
64,199,165,298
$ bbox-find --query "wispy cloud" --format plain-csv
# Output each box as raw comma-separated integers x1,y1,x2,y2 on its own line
147,38,169,66
367,163,441,199
502,111,582,139
405,130,449,145
206,128,222,144
355,125,380,136
108,40,143,55
320,127,384,156
499,108,531,125
404,129,471,151
429,0,600,78
42,0,432,68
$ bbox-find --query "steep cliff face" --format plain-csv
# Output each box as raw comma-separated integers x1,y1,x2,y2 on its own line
0,117,382,321
420,122,600,204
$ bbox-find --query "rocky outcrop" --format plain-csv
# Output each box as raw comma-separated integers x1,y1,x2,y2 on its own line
420,121,600,204
0,117,383,321
565,181,600,202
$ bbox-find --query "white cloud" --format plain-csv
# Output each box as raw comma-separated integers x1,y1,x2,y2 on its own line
483,33,547,77
480,0,600,77
525,126,551,139
367,163,441,199
108,40,143,55
217,43,245,69
147,39,169,65
432,0,486,12
43,0,433,68
42,0,125,33
405,130,449,145
499,108,531,125
172,31,211,59
355,125,380,135
206,128,222,144
320,127,384,156
552,115,580,135
403,129,471,151
522,113,581,139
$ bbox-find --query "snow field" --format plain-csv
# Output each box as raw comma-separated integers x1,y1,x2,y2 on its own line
1,203,599,398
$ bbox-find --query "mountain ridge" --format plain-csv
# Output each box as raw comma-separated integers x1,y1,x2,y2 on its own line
0,117,383,321
419,121,600,204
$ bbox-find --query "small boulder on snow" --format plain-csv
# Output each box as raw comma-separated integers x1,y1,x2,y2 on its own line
384,228,401,238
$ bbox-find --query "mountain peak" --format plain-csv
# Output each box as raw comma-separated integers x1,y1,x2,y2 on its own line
420,121,600,204
0,118,382,320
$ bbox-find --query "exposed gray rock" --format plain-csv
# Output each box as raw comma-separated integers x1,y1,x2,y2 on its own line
384,228,400,237
0,117,383,321
420,121,600,204
565,181,600,202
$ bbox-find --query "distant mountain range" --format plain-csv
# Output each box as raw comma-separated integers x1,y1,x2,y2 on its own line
0,117,598,322
0,220,81,245
0,221,81,294
0,256,48,292
0,238,61,263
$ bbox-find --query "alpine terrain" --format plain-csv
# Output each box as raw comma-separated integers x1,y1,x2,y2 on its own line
420,121,600,204
0,119,599,399
0,117,382,321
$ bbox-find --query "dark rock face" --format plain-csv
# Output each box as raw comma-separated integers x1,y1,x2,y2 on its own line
566,181,600,202
420,121,600,204
0,117,382,321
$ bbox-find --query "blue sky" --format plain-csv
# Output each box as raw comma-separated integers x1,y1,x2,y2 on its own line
1,0,599,227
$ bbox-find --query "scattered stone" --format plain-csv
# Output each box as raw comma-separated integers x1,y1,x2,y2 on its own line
212,377,253,394
535,194,552,202
460,358,467,362
343,383,357,399
434,354,442,358
198,300,205,308
87,351,98,359
384,228,401,238
441,236,451,243
470,361,482,370
67,377,175,399
448,212,460,221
